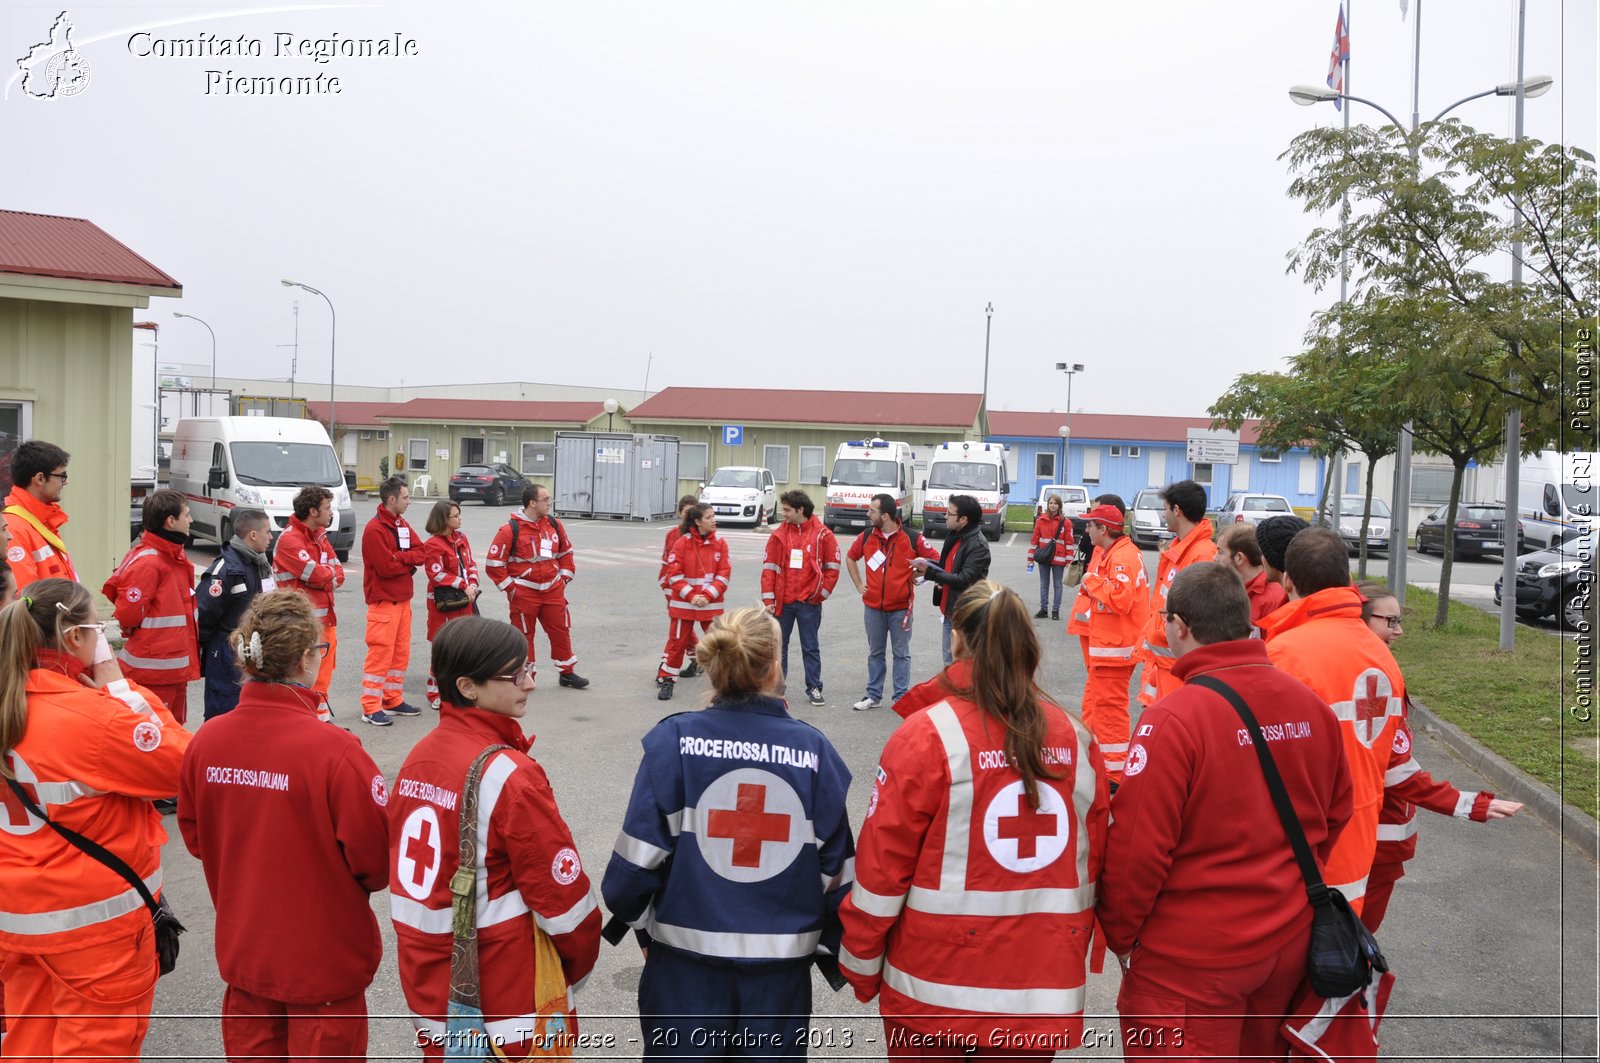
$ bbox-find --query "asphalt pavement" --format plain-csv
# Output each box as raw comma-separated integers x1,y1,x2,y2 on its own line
141,506,1597,1060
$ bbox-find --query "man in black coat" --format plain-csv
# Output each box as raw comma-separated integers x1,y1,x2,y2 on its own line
197,508,274,719
911,493,992,664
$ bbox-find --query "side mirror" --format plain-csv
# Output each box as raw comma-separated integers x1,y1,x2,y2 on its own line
1002,483,1010,495
698,482,706,491
207,466,228,490
921,479,928,491
820,476,828,487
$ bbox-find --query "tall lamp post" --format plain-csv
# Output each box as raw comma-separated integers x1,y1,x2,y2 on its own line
1054,362,1085,484
281,279,337,436
171,311,217,389
603,398,619,432
1288,71,1552,611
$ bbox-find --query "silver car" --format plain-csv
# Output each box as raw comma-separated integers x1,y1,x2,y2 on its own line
1130,488,1171,549
1324,497,1391,553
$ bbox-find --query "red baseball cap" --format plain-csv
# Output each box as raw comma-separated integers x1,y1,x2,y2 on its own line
1084,504,1125,528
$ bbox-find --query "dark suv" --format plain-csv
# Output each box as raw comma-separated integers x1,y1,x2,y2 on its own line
1495,530,1594,629
449,463,527,506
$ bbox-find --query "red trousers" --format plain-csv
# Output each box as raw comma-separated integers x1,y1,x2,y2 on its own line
144,682,189,726
1117,932,1307,1060
424,602,479,707
511,597,575,676
222,984,368,1062
0,925,157,1062
882,1020,1055,1062
1360,861,1405,933
659,617,713,678
361,601,412,715
1082,662,1135,782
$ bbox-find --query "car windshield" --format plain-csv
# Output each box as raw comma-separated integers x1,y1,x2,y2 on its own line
1243,497,1290,512
928,461,997,491
230,442,342,487
456,466,491,476
1561,484,1595,512
1134,490,1164,510
1457,506,1504,521
708,469,760,489
1337,498,1391,518
830,459,900,488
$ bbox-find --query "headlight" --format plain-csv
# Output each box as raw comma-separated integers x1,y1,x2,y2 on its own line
236,486,263,505
1539,560,1583,578
1373,527,1388,538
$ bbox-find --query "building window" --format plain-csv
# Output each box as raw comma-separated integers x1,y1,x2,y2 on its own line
798,446,825,484
1193,462,1213,485
680,442,708,482
1129,446,1141,458
0,400,33,494
521,441,555,477
376,430,388,441
1259,447,1283,463
1412,467,1455,505
764,444,791,484
1035,451,1056,479
407,438,429,471
1109,445,1123,457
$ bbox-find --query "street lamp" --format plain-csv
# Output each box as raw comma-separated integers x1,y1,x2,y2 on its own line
1055,362,1084,484
1287,67,1552,614
281,279,336,435
171,311,217,389
603,398,619,432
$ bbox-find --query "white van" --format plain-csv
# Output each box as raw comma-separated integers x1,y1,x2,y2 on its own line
824,439,918,533
1506,450,1598,550
922,441,1008,541
699,466,778,526
170,416,355,560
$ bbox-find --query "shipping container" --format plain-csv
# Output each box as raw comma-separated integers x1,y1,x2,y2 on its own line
553,432,680,520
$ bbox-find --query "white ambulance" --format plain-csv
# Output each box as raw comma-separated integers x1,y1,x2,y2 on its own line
823,439,918,533
922,440,1009,541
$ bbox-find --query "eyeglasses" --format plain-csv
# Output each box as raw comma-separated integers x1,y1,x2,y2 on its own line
1370,614,1404,630
44,471,69,483
488,662,537,684
68,622,106,635
312,642,331,655
1160,610,1185,625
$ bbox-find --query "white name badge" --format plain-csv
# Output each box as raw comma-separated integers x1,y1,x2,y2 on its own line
261,577,278,593
540,539,555,559
866,551,886,572
789,548,804,570
398,528,412,549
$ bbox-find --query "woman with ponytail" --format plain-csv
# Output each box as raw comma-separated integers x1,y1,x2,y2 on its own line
178,590,391,1058
654,502,731,701
839,580,1110,1059
0,578,190,1062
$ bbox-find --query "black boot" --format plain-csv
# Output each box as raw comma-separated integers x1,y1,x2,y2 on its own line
657,679,675,701
1051,610,1060,621
1034,608,1049,619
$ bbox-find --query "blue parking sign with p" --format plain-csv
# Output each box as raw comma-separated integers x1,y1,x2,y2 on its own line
722,425,744,446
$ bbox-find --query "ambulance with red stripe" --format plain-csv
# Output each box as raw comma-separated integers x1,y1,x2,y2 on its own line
922,440,1008,541
823,438,918,534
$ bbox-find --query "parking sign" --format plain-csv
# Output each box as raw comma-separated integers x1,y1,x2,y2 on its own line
723,425,744,446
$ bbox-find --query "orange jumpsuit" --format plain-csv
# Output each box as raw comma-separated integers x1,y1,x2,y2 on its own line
2,488,77,590
1137,519,1216,707
1066,533,1149,782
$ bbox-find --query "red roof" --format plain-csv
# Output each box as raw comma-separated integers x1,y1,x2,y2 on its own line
630,387,982,428
0,209,181,290
305,401,399,428
989,411,1265,446
377,398,609,425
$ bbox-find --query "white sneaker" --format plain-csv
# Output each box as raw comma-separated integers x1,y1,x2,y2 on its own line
853,696,882,711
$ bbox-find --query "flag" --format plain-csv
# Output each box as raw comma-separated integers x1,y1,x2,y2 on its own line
1326,3,1350,110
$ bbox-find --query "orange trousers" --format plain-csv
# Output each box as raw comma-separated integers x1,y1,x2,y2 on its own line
0,926,157,1062
360,601,412,715
1138,659,1182,708
313,623,338,696
1082,660,1136,783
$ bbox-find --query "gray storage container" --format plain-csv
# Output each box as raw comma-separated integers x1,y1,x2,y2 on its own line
554,432,680,520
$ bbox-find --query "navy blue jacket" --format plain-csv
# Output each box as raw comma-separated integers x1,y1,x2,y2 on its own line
602,695,854,967
197,542,269,676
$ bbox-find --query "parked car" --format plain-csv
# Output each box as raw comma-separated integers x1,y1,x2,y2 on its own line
1321,497,1392,554
1034,484,1090,534
1415,503,1524,559
1129,488,1170,549
1495,531,1593,629
1217,492,1294,529
700,466,777,526
449,463,527,506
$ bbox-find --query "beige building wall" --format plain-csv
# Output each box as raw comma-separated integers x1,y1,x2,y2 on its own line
383,414,636,497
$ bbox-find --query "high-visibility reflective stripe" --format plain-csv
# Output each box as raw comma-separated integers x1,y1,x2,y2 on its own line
906,883,1095,917
362,673,385,685
925,703,971,893
666,575,686,585
614,831,671,870
713,575,730,586
1140,682,1159,698
649,920,819,960
672,602,726,613
1143,642,1177,659
1072,611,1090,624
1328,874,1368,901
311,607,329,618
551,656,577,668
760,592,775,601
140,614,189,629
1098,742,1128,754
104,679,153,716
1452,792,1479,818
1375,819,1418,842
822,857,855,894
27,779,104,805
839,946,882,977
849,883,906,919
300,561,317,580
762,563,781,573
824,562,842,571
664,809,684,836
883,962,1085,1015
388,889,532,935
819,588,833,600
535,890,599,936
1384,758,1421,787
273,571,297,584
0,870,162,935
117,649,191,670
1087,645,1136,659
511,577,560,591
32,545,55,561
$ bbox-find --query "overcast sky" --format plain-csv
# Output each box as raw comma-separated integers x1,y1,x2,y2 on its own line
3,0,1594,417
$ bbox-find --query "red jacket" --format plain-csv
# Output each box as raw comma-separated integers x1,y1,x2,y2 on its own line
761,516,841,614
273,516,344,626
423,530,479,595
663,530,731,621
658,525,680,593
1029,514,1075,566
892,658,973,720
3,487,76,588
104,531,200,685
0,653,188,954
484,513,574,609
1375,713,1493,869
1260,586,1407,908
1244,570,1289,635
389,708,601,1046
849,523,939,614
178,681,390,1002
1097,639,1354,965
840,692,1109,1047
362,506,426,605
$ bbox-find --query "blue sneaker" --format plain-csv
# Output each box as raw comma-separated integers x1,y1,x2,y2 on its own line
388,701,424,717
362,710,393,727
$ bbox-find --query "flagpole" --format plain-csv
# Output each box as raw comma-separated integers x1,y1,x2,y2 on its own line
1387,0,1423,597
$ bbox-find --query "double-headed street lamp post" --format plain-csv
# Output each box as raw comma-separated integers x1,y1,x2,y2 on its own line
1055,362,1085,483
281,279,337,436
171,311,217,389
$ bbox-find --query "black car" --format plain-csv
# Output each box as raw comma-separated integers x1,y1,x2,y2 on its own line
1415,504,1523,559
1494,531,1594,629
449,463,526,506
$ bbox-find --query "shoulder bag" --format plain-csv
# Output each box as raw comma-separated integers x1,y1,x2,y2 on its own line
4,778,184,976
1188,675,1388,999
445,746,574,1060
433,541,477,613
1032,517,1065,565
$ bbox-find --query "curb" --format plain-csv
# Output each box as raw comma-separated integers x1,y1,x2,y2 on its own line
1407,695,1599,864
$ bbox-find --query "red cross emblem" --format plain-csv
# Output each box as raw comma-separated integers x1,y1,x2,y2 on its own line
1,754,42,832
1354,672,1387,728
997,800,1060,860
403,817,437,889
707,783,791,868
